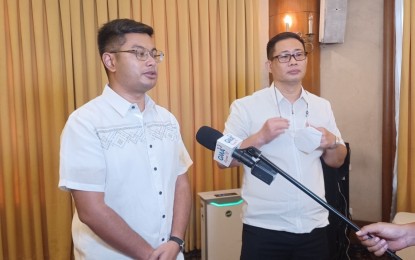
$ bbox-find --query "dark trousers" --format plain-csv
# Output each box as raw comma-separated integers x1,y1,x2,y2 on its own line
240,224,329,260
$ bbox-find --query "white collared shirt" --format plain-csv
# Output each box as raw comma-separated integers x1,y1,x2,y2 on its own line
224,83,344,233
59,85,192,259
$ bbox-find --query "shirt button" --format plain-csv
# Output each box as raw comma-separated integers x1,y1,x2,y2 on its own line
132,105,135,109
149,144,153,148
154,167,157,171
162,238,165,242
159,191,162,195
162,215,165,218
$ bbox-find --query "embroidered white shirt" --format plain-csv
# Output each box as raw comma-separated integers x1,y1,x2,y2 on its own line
59,85,192,259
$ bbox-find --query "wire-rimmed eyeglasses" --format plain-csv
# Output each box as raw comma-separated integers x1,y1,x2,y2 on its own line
110,46,164,63
271,52,307,63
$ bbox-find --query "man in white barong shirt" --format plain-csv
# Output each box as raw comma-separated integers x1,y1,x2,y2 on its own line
59,19,192,260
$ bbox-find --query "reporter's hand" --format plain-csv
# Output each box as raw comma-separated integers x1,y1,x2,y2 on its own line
356,222,409,256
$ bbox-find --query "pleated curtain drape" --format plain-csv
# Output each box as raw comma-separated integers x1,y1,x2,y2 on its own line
0,0,265,259
396,0,415,212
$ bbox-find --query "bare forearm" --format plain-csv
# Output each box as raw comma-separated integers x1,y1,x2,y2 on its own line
86,208,153,259
72,191,153,260
171,173,192,238
322,144,347,168
404,223,415,247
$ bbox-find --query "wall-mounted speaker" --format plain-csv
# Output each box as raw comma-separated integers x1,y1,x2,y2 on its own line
319,0,348,43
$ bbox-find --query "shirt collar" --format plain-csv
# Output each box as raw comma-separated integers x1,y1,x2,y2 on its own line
270,82,309,104
102,84,156,117
299,87,310,104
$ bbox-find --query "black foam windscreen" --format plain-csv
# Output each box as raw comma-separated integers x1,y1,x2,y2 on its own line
195,126,223,151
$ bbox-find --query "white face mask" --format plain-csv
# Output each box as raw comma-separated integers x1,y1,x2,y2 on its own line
293,126,322,154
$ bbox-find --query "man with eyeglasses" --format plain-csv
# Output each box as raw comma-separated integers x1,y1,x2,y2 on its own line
220,32,347,259
59,19,192,260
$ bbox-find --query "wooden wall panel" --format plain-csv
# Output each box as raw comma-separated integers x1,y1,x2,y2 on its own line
382,0,396,222
270,0,319,16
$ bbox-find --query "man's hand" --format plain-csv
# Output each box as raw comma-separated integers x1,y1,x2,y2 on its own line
315,126,337,149
314,126,347,167
148,241,181,260
253,117,290,147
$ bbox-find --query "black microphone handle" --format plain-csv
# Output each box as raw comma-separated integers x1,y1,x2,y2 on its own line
241,147,402,260
232,149,255,168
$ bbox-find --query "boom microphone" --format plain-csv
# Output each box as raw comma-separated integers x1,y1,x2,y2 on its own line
196,126,255,167
196,126,277,184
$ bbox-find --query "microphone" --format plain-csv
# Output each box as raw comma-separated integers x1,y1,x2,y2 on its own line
196,126,254,167
196,126,277,184
195,125,223,151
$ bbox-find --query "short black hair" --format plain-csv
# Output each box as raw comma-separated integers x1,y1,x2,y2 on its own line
266,32,306,60
97,19,154,56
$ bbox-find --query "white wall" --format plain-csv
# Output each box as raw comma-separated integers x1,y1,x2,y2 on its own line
320,0,384,221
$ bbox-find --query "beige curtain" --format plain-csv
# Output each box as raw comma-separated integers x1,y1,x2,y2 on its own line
396,0,415,212
0,0,264,258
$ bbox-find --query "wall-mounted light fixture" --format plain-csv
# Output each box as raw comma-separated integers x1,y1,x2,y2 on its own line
284,15,292,31
283,13,315,51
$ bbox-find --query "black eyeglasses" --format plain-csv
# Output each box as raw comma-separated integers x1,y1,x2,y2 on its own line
110,46,164,63
271,52,307,63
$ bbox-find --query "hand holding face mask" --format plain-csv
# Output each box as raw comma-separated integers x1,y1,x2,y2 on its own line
294,126,322,154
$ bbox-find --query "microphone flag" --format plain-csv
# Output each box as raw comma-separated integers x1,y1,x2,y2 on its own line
213,133,242,167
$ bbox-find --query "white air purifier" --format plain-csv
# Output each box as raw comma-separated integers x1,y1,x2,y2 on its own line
199,189,244,260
